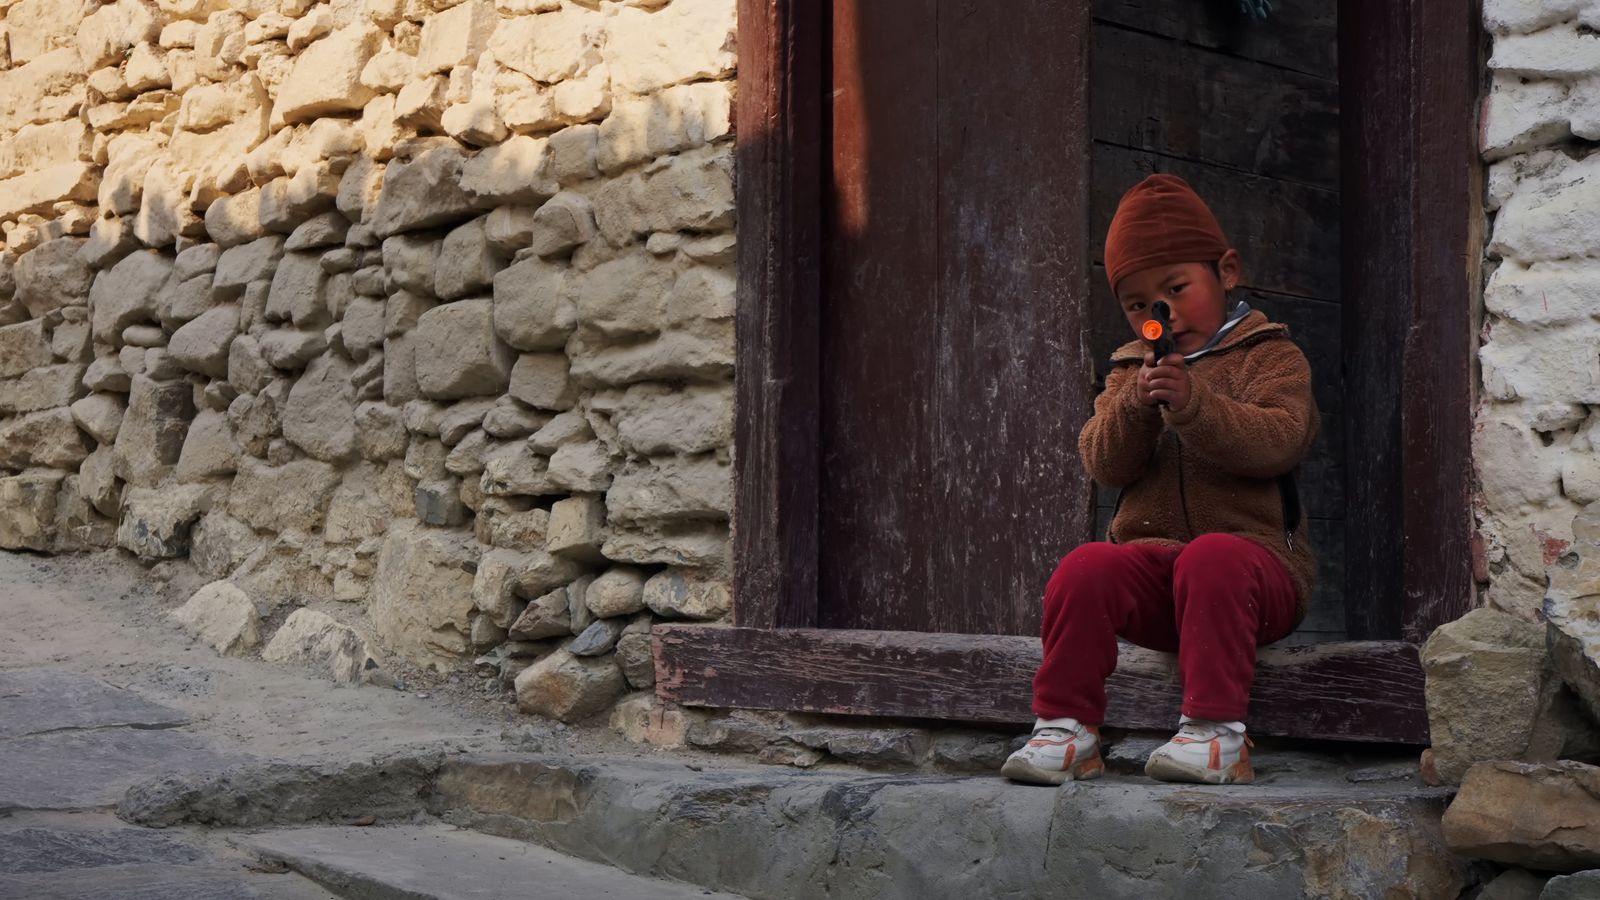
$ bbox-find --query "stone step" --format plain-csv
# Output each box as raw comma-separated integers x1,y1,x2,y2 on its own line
239,824,748,900
122,749,1473,900
427,754,1471,900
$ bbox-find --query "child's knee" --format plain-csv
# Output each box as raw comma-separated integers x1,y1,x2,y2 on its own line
1054,542,1125,580
1176,533,1255,573
1046,543,1131,610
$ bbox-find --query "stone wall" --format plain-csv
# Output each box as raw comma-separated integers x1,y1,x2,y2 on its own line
1413,0,1600,794
0,0,737,721
1478,0,1600,616
1475,0,1600,730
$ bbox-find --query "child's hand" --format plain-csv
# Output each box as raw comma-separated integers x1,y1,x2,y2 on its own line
1138,351,1192,411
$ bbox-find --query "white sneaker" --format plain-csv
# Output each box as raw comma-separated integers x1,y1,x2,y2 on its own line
1144,717,1255,785
1000,717,1104,786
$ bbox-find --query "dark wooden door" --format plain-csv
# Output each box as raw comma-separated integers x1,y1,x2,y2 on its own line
818,0,1095,636
1086,0,1347,645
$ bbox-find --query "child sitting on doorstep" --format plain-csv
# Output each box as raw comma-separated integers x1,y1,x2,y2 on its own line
1002,174,1319,787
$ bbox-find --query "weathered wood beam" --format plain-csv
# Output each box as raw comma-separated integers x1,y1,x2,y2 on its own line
731,0,824,630
654,626,1428,744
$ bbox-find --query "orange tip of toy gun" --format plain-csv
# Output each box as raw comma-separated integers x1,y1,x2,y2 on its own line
1141,320,1165,341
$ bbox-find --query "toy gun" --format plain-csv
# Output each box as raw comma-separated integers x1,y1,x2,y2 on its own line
1142,300,1177,360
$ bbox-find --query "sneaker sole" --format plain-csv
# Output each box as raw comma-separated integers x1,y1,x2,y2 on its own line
1144,753,1254,785
1001,754,1105,786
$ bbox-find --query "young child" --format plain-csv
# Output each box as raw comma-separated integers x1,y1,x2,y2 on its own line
1001,174,1319,787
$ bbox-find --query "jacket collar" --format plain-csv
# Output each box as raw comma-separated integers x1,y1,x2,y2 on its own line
1108,309,1288,365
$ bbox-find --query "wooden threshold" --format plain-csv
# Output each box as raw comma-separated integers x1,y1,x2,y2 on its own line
653,626,1427,744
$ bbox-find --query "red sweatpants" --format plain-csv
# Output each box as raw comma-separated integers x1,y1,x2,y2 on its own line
1031,535,1300,725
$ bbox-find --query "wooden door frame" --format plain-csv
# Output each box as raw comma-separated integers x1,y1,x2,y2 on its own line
654,0,1481,745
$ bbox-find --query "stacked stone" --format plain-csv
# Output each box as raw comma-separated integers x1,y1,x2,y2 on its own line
1420,4,1600,893
1478,1,1600,626
0,0,737,724
1476,0,1600,755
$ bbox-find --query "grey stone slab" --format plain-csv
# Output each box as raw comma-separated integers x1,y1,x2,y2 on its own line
1543,871,1600,900
0,727,243,810
425,754,1471,900
242,825,747,900
0,670,189,739
0,826,204,874
0,865,337,899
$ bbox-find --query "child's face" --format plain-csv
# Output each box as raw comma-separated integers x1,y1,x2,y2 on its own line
1115,251,1241,356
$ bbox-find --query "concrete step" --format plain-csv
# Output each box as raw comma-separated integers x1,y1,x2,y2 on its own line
240,824,748,900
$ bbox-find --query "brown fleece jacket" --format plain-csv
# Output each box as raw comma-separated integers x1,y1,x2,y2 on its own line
1080,311,1320,620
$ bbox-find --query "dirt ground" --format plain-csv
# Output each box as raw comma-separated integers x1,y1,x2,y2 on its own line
0,548,704,766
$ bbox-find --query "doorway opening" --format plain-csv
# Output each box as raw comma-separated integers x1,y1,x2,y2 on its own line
656,0,1479,744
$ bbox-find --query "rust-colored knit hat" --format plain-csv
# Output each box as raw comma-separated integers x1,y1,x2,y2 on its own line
1104,174,1231,290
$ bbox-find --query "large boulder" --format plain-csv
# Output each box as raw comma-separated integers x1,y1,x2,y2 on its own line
490,6,602,84
116,485,213,560
586,566,647,618
1443,761,1600,872
569,249,674,339
69,393,127,445
322,461,413,544
381,233,442,296
508,588,572,640
434,216,506,301
525,192,597,257
414,0,495,75
614,619,655,689
77,446,121,518
368,144,479,238
369,522,480,667
0,472,63,551
90,250,172,345
227,457,342,533
514,649,625,722
262,175,340,239
0,363,87,414
471,546,584,628
614,383,733,455
112,376,195,487
414,299,515,399
53,474,117,553
189,511,265,581
0,320,53,378
642,569,730,621
168,305,240,378
1422,607,1585,783
605,456,732,524
170,582,261,657
0,408,93,469
602,0,735,94
508,353,577,412
213,236,283,294
265,251,330,328
174,409,240,482
1543,872,1600,899
492,256,575,351
272,25,379,125
258,329,327,370
546,494,605,560
262,608,381,684
458,135,558,205
282,355,357,462
14,237,92,317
